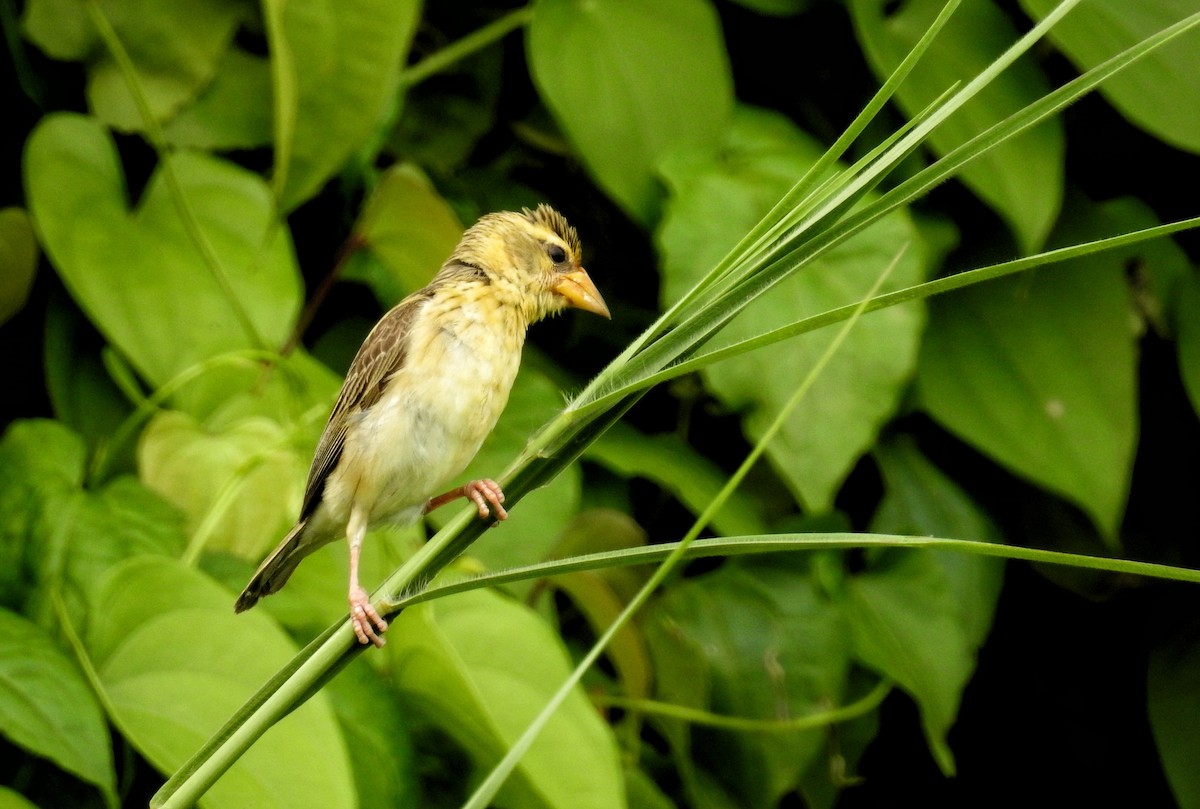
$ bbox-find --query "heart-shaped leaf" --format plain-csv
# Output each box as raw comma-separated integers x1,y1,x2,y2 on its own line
658,106,928,513
850,0,1064,252
88,556,355,809
24,113,301,394
0,608,116,806
528,0,733,222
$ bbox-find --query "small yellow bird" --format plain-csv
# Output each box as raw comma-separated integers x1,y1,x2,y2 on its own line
235,205,609,646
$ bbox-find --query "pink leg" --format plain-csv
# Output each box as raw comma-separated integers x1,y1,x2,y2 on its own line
346,505,388,647
424,478,508,521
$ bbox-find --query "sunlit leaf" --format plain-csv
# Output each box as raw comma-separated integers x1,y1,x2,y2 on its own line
24,114,301,395
88,557,355,809
264,0,420,210
528,0,733,222
348,164,463,306
850,0,1064,252
658,106,927,513
1020,0,1200,153
163,49,274,150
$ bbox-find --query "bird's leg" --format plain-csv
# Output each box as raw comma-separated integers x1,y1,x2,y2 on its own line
424,479,508,521
346,505,388,647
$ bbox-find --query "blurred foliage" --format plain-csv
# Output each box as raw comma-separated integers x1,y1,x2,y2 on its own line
2,0,1200,807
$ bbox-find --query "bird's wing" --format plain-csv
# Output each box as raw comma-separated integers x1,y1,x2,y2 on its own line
298,289,434,520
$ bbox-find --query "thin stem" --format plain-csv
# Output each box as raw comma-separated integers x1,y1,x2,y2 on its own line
597,679,893,733
400,6,534,88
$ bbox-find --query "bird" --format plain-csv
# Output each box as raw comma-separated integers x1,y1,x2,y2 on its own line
235,205,609,646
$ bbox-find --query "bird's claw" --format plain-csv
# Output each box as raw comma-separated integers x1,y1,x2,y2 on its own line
464,478,507,521
349,588,388,647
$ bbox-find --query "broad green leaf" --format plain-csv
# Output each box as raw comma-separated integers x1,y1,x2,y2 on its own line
646,556,852,807
87,0,244,130
850,0,1064,252
658,106,927,513
871,435,1004,647
916,200,1139,539
348,164,463,306
388,589,625,809
0,420,87,605
264,0,420,210
1020,0,1200,153
727,0,810,16
0,608,116,806
0,787,40,809
163,48,274,150
138,410,307,558
88,557,355,809
1149,631,1200,809
324,658,420,809
528,0,733,222
24,114,301,393
435,368,582,578
22,0,245,130
0,207,37,325
839,549,972,775
1178,275,1200,419
586,423,770,537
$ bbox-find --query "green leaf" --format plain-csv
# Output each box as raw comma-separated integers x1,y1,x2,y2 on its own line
22,0,246,131
388,589,625,809
1177,275,1200,419
348,164,464,306
138,411,307,559
916,199,1139,539
726,0,810,17
870,436,1004,648
24,113,301,392
839,549,972,775
849,0,1064,252
162,48,274,150
0,786,40,809
0,420,87,605
0,608,116,806
88,0,245,130
1149,630,1200,809
528,0,733,222
1019,0,1200,153
264,0,420,210
658,106,928,513
87,556,355,809
586,423,769,537
0,207,37,325
324,658,420,809
646,556,852,807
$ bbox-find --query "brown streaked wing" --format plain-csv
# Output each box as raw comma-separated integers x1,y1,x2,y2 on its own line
298,290,433,520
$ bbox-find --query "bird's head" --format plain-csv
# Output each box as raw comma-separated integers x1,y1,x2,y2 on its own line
449,204,611,323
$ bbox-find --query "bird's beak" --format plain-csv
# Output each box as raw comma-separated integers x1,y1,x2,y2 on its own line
553,267,611,319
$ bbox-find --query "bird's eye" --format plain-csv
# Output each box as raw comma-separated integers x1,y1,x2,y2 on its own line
546,244,568,265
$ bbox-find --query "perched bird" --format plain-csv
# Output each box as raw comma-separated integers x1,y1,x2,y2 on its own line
235,205,609,646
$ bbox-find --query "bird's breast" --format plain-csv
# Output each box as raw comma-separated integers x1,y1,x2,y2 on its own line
328,293,526,524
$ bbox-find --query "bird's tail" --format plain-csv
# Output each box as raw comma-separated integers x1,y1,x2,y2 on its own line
235,519,312,613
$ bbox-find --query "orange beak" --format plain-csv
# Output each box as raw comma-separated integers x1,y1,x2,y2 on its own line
553,266,611,319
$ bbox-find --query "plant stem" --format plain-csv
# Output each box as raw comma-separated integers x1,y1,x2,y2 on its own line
400,6,534,88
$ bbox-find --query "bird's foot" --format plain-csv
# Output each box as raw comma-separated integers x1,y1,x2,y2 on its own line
349,587,388,647
462,478,507,521
425,478,508,521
